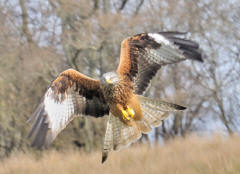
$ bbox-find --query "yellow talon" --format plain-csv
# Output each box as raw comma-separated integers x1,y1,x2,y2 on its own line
126,106,135,118
121,109,130,120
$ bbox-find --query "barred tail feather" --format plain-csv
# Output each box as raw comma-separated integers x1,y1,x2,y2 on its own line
102,113,141,163
138,95,186,111
102,96,186,163
102,113,113,163
135,117,152,133
112,115,141,151
137,95,186,132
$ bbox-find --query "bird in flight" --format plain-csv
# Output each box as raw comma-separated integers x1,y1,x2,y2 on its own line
28,32,204,163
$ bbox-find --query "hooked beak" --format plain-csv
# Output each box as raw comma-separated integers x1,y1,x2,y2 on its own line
106,79,112,84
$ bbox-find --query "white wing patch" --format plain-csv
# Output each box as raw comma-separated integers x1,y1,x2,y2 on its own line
148,33,171,45
28,85,84,148
28,69,109,149
44,88,76,133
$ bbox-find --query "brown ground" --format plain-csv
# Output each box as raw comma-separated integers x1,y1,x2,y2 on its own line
1,135,240,174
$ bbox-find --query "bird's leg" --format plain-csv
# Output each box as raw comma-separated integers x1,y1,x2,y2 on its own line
120,105,135,121
121,109,130,121
126,106,135,118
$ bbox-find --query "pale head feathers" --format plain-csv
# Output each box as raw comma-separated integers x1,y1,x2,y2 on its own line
101,72,119,85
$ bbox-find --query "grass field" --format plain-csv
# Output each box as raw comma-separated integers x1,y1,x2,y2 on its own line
1,136,240,174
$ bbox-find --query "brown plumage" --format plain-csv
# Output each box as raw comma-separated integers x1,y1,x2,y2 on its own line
28,31,205,162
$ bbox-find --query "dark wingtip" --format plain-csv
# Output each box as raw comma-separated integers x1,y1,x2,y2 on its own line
101,155,108,164
177,105,187,110
198,58,204,62
190,48,206,63
159,31,206,63
101,150,109,164
192,52,204,62
199,51,207,62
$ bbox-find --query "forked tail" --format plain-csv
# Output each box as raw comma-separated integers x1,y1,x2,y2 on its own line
136,95,186,133
102,95,186,163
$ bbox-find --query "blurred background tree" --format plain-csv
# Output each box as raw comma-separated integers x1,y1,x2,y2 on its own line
0,0,239,158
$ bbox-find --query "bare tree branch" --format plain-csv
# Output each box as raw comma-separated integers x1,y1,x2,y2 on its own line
118,0,128,10
134,0,144,15
19,0,34,44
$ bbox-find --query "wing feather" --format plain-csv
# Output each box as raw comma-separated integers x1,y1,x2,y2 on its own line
28,69,109,148
117,32,205,95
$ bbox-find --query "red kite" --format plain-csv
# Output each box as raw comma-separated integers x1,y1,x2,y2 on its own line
28,32,204,163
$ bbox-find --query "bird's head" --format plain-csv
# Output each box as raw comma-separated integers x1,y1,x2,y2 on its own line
101,72,119,86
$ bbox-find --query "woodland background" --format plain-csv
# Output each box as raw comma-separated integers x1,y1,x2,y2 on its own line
0,0,239,162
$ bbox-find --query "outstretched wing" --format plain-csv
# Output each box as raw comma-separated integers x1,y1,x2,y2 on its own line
117,32,204,95
28,69,109,148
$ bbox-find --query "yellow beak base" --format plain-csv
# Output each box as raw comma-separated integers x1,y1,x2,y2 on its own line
106,79,112,84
